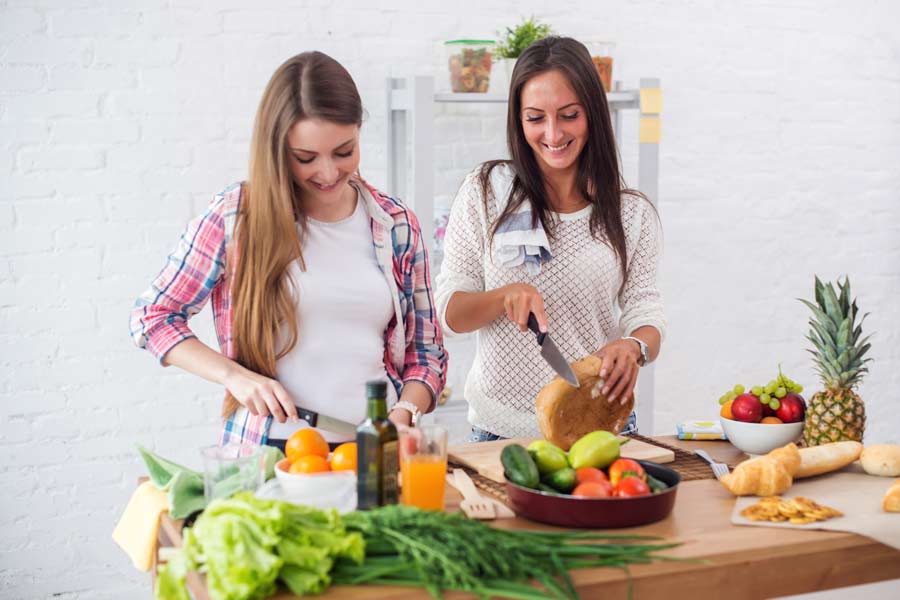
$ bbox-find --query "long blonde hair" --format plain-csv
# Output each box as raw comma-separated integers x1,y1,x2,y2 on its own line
224,52,363,417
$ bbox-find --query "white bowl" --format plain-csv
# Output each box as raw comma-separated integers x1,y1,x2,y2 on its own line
273,459,357,505
720,418,803,455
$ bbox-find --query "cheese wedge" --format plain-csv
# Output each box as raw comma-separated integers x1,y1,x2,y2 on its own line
112,481,169,572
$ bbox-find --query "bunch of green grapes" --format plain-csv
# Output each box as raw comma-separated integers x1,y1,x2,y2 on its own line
718,367,803,411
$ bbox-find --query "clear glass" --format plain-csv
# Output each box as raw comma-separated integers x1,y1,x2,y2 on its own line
399,425,449,511
443,40,496,93
201,443,264,503
583,40,616,92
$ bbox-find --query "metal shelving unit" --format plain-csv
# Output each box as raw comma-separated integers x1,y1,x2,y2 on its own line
386,75,662,433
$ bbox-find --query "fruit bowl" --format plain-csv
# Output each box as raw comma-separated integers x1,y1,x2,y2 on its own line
274,458,356,497
504,461,680,528
720,418,803,456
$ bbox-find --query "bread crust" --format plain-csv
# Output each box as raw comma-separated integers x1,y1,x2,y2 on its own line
535,355,635,451
795,441,863,478
861,444,900,477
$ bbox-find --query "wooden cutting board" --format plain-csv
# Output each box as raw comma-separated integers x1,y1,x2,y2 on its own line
448,436,674,484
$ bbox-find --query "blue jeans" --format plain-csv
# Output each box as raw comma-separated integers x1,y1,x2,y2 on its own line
467,412,638,443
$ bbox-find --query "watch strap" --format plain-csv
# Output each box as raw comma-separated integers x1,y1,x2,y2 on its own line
622,336,649,366
391,400,422,425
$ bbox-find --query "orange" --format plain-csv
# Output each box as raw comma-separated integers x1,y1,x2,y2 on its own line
330,442,357,473
288,454,331,474
285,428,329,463
720,400,734,420
761,416,784,424
275,458,292,473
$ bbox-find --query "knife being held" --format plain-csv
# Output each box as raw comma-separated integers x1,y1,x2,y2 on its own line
294,407,358,436
527,313,580,388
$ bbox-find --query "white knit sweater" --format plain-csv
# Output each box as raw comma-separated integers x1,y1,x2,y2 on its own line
435,165,666,438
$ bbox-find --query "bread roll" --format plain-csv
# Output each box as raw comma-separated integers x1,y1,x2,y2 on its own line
795,441,863,478
720,443,800,496
861,444,900,477
535,355,634,451
883,479,900,512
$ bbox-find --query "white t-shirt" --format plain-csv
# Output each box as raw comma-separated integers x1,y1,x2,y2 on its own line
267,194,397,443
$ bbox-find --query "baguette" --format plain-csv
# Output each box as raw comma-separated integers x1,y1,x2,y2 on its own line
884,479,900,513
720,443,800,496
860,444,900,477
795,441,862,479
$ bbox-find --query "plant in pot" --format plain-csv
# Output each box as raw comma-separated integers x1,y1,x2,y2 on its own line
493,17,554,92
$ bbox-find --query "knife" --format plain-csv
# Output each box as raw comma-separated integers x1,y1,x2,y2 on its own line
527,313,580,388
294,407,358,436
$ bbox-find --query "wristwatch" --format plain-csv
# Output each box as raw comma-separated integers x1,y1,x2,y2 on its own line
391,400,422,426
622,336,649,366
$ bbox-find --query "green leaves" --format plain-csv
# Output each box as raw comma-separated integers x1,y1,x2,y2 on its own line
495,17,555,59
800,275,872,389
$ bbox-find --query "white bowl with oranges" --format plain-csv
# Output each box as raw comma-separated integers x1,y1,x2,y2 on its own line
271,429,357,509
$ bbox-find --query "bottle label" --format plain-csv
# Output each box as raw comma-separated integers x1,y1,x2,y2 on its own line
381,439,399,504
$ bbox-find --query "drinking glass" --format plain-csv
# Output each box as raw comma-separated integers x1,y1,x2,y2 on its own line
399,425,448,511
201,443,264,503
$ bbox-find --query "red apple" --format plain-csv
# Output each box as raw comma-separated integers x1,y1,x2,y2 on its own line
775,393,806,423
731,393,763,423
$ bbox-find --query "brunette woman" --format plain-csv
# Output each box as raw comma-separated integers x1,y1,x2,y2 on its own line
131,52,447,449
436,37,664,442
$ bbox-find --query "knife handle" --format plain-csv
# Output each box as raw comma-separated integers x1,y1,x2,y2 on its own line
527,313,546,345
294,407,318,428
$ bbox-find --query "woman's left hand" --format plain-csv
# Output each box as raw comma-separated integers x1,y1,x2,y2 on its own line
592,339,642,406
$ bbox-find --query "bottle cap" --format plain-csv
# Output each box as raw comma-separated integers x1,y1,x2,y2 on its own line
366,380,388,398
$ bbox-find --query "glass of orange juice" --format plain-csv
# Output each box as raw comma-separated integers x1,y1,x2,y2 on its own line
399,425,448,511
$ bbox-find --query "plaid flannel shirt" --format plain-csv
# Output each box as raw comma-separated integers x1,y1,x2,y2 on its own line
130,180,447,445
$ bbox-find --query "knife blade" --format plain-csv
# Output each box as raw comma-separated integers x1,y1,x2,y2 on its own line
294,407,359,436
527,313,580,388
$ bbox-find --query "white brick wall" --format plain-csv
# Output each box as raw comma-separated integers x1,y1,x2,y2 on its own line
1,1,898,597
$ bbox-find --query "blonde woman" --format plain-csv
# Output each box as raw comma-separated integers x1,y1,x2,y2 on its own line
131,52,447,451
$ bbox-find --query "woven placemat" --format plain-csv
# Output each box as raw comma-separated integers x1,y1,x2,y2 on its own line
448,434,727,505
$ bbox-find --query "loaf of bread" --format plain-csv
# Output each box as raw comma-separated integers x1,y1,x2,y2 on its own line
795,441,863,478
720,443,801,496
860,444,900,477
535,355,634,451
883,479,900,513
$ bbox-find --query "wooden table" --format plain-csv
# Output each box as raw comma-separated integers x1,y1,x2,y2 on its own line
157,437,900,600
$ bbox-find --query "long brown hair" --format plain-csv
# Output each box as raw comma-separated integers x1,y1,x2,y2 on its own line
480,36,647,281
224,52,363,417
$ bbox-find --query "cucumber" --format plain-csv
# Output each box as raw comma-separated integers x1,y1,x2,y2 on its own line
537,482,563,495
646,473,668,493
501,444,540,489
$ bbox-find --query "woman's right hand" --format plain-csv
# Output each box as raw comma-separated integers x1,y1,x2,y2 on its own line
500,283,549,333
223,365,299,424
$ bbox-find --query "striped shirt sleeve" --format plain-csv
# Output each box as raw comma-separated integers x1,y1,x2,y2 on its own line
129,196,228,363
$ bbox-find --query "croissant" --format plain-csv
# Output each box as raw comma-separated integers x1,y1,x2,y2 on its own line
884,479,900,513
720,443,801,496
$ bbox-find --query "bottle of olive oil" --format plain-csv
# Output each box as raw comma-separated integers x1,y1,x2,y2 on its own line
356,380,399,509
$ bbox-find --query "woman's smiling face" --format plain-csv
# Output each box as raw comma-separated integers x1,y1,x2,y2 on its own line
287,118,361,204
520,69,588,175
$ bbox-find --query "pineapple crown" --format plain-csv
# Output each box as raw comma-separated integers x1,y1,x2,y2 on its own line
799,276,872,390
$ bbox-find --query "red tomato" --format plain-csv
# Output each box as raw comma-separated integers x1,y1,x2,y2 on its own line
607,458,646,487
575,467,609,485
615,477,651,497
572,480,614,498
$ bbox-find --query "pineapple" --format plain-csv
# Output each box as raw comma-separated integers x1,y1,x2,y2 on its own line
800,276,871,446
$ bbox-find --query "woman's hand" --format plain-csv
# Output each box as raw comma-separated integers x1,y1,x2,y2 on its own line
501,283,549,332
388,408,413,430
593,339,642,406
223,365,299,423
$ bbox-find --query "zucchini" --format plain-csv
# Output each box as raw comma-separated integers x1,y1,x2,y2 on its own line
501,444,540,488
646,473,668,493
